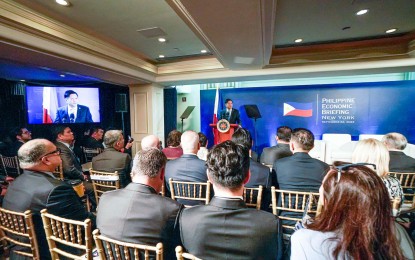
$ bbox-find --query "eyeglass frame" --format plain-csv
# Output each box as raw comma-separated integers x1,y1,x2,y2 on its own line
40,148,61,159
334,163,377,182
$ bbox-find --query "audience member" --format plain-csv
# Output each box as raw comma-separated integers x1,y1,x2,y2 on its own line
141,134,160,150
92,130,132,188
83,127,104,149
352,138,403,201
53,126,96,208
165,130,207,205
162,130,183,159
196,132,208,160
273,128,329,191
3,139,95,260
260,126,292,165
97,148,182,259
382,132,415,172
7,127,32,157
291,164,413,259
232,128,272,210
180,140,282,259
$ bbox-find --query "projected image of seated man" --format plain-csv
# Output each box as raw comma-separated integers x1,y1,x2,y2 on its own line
54,90,93,123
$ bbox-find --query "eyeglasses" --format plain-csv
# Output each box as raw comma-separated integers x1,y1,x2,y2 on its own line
40,148,61,159
335,163,377,182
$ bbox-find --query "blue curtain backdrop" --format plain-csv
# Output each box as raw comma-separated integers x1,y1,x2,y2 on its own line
164,87,177,147
200,80,415,153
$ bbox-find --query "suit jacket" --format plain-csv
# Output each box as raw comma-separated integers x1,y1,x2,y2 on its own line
7,140,24,157
389,151,415,172
92,147,132,188
55,141,84,181
3,170,95,260
165,154,208,205
219,108,241,124
246,158,272,211
54,105,93,123
83,137,104,149
97,183,182,259
260,143,293,165
180,197,282,260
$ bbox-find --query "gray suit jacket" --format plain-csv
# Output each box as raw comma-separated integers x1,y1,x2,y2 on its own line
260,143,293,165
55,141,84,181
389,151,415,172
92,147,131,188
97,183,182,259
180,197,282,259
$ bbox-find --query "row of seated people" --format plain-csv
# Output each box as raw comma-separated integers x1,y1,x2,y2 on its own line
2,124,415,259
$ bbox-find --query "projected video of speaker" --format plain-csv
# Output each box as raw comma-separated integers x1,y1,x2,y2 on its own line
26,86,100,124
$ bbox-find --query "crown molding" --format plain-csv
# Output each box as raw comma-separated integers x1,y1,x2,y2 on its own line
157,57,224,75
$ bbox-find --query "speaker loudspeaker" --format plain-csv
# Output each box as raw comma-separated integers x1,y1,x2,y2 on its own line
115,93,128,112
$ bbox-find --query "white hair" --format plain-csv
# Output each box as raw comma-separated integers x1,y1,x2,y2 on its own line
181,131,199,153
104,130,123,147
18,139,49,169
382,132,407,150
141,135,160,150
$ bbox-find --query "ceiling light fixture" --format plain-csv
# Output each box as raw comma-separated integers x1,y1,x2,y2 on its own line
60,74,66,77
158,37,166,43
55,0,71,6
386,28,397,34
294,39,303,43
356,9,368,15
200,49,207,53
20,79,25,82
158,55,165,58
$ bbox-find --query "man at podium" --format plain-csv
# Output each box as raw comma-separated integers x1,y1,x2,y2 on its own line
219,98,241,124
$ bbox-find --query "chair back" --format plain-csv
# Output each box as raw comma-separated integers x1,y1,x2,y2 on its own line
0,155,21,178
40,209,92,260
93,229,163,260
0,208,39,259
243,185,263,210
389,172,415,211
82,147,103,163
89,169,120,205
52,162,64,180
168,179,211,207
175,245,201,260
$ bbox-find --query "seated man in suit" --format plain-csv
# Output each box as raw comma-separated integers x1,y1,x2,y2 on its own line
54,90,93,123
165,130,208,205
53,126,97,208
6,127,32,157
260,126,293,166
3,139,95,260
180,141,281,259
92,130,132,188
232,128,272,211
97,148,182,259
83,127,104,149
219,98,241,124
382,132,415,172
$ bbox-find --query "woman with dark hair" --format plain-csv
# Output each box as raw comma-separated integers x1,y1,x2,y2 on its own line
162,130,183,159
291,164,414,259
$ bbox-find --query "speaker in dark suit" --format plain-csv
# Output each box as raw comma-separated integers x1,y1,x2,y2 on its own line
179,141,282,259
219,98,241,124
54,90,93,123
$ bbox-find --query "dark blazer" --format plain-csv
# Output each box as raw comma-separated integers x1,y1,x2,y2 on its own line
246,158,272,211
54,105,93,123
180,197,282,260
55,141,84,181
389,151,415,172
219,108,241,124
260,143,293,166
3,170,95,260
7,140,24,157
92,147,132,188
83,137,104,149
97,183,182,259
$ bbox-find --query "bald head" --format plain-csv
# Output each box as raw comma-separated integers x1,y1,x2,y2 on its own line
382,132,407,151
18,139,61,172
141,135,160,150
181,131,199,154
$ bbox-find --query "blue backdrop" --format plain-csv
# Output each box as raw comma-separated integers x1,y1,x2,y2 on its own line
200,80,415,153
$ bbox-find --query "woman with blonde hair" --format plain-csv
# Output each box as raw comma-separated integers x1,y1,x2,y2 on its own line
352,138,403,201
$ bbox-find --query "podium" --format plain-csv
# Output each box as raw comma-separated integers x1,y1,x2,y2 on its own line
210,120,239,145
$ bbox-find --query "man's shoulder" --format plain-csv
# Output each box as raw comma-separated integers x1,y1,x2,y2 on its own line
250,159,269,171
78,104,90,110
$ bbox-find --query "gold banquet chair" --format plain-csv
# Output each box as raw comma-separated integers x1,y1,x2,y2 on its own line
89,169,120,205
243,185,263,210
41,209,93,260
168,179,211,207
389,172,415,214
0,208,40,259
52,162,64,180
0,155,21,178
93,229,163,260
82,147,103,163
175,246,201,260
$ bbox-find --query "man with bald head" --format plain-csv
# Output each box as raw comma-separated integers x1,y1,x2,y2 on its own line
165,130,208,205
3,139,95,260
141,134,160,150
383,132,415,172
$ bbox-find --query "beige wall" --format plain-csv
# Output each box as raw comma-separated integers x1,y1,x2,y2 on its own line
129,83,164,157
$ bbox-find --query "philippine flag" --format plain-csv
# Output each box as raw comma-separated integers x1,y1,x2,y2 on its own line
283,102,313,117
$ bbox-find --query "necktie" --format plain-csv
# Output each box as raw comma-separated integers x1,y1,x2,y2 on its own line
227,109,231,121
70,113,75,123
